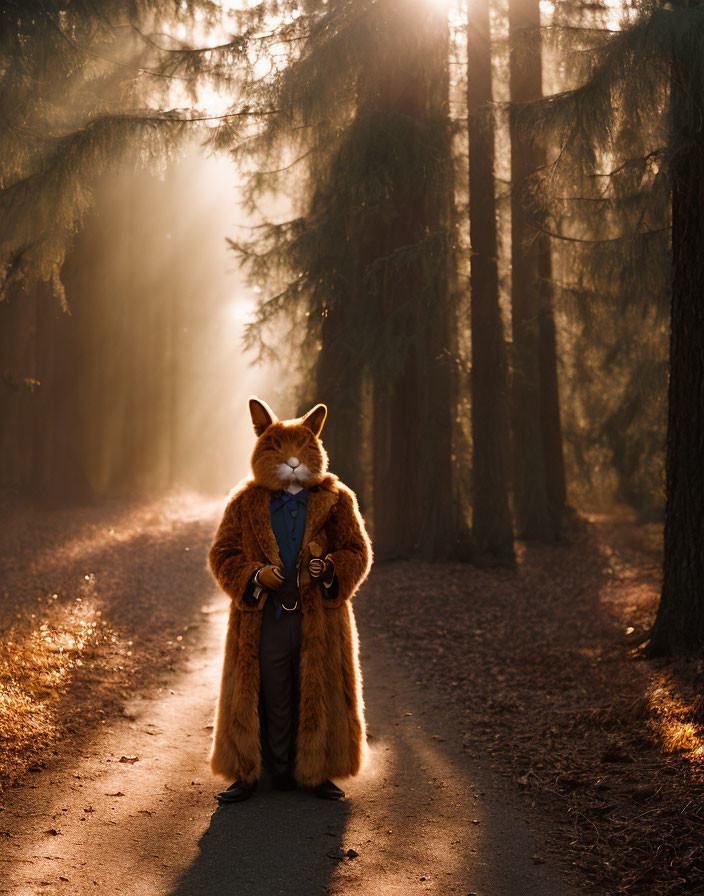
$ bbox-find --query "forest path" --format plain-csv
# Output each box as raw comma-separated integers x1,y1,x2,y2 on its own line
0,588,582,896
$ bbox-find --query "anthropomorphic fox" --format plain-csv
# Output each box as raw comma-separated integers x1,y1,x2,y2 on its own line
208,396,373,802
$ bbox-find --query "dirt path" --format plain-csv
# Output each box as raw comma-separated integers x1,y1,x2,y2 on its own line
0,585,583,896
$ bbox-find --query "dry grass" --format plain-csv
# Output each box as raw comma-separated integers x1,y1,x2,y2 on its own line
0,487,220,794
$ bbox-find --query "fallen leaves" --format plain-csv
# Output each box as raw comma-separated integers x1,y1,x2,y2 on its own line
359,509,703,896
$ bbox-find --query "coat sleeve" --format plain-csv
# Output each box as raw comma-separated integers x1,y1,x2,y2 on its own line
323,484,373,607
209,494,266,613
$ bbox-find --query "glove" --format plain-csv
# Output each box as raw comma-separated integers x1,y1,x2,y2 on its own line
255,565,285,591
307,541,331,579
306,542,337,599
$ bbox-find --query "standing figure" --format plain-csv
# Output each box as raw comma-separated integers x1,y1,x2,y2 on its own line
208,396,373,802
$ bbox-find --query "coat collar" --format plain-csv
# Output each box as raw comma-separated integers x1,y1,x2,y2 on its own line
247,474,339,566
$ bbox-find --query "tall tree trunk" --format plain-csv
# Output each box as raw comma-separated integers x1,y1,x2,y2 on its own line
373,348,422,558
416,2,468,559
649,56,704,656
0,285,38,492
31,283,92,507
369,140,422,558
508,0,565,540
538,249,567,527
314,310,366,501
369,0,461,559
539,268,567,535
467,0,515,564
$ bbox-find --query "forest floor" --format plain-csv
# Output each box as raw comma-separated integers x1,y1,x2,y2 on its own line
0,488,702,894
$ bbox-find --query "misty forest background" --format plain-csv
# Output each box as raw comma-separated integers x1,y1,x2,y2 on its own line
1,0,703,660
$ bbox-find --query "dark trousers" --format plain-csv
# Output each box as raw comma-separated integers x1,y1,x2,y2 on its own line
258,595,303,776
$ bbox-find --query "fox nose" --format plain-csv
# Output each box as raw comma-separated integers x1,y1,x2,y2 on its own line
287,457,299,469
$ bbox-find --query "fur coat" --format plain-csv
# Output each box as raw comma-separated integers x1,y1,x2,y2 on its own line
208,471,373,788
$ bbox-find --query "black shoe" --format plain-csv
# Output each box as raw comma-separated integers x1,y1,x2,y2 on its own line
312,779,345,800
272,771,297,791
215,779,257,803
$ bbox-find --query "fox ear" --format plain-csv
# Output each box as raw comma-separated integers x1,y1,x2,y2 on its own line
249,396,278,436
301,403,327,437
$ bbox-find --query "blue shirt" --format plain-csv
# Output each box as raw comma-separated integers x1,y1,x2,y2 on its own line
270,488,308,577
254,486,339,618
269,488,308,620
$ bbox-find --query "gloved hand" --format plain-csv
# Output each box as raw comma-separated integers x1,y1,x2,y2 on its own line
307,541,334,582
255,565,285,591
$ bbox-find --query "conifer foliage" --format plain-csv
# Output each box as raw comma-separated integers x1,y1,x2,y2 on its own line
0,0,247,502
4,0,702,657
522,0,703,653
218,0,471,559
0,0,243,307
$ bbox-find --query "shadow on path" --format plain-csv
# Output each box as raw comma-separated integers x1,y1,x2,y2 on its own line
170,781,349,896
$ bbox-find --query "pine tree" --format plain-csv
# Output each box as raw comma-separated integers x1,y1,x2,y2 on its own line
649,12,704,654
523,0,701,653
467,0,516,564
223,0,471,559
525,0,669,520
508,0,566,540
0,0,253,502
0,0,245,308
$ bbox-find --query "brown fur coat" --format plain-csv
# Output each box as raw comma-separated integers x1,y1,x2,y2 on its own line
208,471,373,787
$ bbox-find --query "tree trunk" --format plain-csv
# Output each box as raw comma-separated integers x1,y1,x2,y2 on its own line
508,0,565,540
649,56,704,656
416,3,469,560
31,283,92,508
372,349,422,558
538,246,567,530
314,311,366,502
467,0,515,564
0,284,39,492
367,0,462,559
